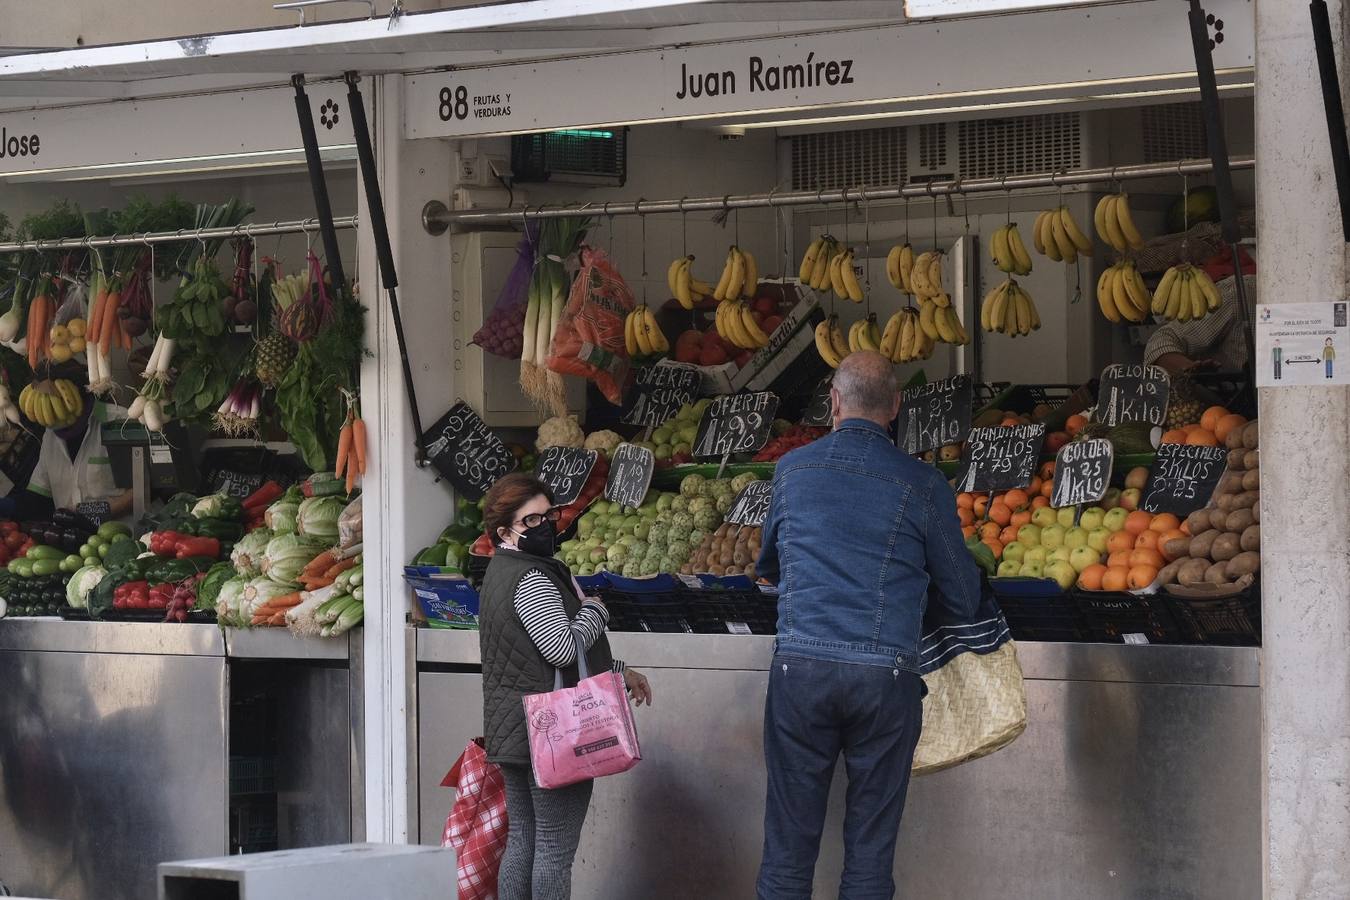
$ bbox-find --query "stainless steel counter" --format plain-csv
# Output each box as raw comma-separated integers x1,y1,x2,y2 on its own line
412,627,1262,899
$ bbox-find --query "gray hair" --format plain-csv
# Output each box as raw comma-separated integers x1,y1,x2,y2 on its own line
833,351,898,417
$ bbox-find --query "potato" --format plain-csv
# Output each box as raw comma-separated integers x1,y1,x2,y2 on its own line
1227,551,1261,578
1224,508,1256,534
1242,420,1260,450
1189,529,1221,560
1164,537,1192,560
1225,425,1247,450
1204,561,1231,585
1186,510,1212,535
1227,448,1247,471
1241,469,1261,492
1230,491,1260,511
1217,472,1244,496
1216,493,1236,512
1211,533,1242,562
1252,502,1260,524
1159,559,1186,585
1209,508,1230,532
1244,449,1260,472
1240,524,1261,552
1178,558,1211,586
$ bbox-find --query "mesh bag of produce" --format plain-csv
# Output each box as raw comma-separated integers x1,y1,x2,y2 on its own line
546,247,635,405
473,230,535,360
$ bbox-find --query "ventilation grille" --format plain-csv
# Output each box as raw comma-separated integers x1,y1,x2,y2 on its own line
790,127,907,191
1141,102,1207,163
918,123,947,171
956,113,1082,180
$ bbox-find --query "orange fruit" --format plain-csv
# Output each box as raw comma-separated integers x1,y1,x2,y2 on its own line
1127,564,1160,590
1040,480,1054,498
1124,510,1153,535
1160,429,1188,445
989,502,1013,526
1107,550,1132,569
1004,488,1030,511
980,522,1002,542
1149,513,1182,533
999,525,1020,546
1039,461,1057,480
1133,530,1161,551
1065,414,1088,437
956,493,975,510
1107,531,1136,554
1102,567,1130,592
1186,429,1219,446
1077,564,1107,591
982,538,1004,559
973,496,989,518
1031,495,1051,510
1200,405,1230,432
958,507,975,527
1130,548,1165,569
1000,417,1022,427
962,525,978,539
1010,510,1033,527
1215,413,1247,443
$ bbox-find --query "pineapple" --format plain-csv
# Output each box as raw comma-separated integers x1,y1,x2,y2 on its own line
254,331,296,388
1165,374,1205,430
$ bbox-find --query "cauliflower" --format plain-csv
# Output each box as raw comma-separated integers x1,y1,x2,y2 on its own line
583,429,623,454
536,415,586,451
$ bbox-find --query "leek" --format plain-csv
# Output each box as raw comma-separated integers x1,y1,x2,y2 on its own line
330,600,364,636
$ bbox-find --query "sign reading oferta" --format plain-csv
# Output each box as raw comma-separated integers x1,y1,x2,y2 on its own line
403,0,1252,139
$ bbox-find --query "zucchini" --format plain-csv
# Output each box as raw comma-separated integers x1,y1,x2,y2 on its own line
30,559,61,577
25,545,64,561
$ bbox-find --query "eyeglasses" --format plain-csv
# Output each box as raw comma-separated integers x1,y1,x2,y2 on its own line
517,508,562,529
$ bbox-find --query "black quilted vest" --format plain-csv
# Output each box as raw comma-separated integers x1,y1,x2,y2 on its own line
478,548,615,766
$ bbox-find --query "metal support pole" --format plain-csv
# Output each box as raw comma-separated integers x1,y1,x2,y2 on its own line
0,217,357,255
1311,0,1350,242
292,74,350,295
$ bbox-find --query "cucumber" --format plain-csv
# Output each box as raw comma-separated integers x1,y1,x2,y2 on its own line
30,559,61,577
26,545,64,561
7,559,32,577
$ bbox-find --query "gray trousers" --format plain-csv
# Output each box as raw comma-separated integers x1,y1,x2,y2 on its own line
498,764,594,900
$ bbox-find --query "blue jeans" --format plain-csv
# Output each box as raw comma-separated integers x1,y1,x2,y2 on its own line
757,655,925,900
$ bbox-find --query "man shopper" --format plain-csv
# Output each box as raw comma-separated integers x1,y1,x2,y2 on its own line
754,351,981,900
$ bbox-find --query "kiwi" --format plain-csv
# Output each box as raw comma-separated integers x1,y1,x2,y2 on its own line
1204,561,1231,585
1178,558,1211,586
1242,421,1260,450
1240,524,1261,552
1227,551,1261,578
1241,469,1261,492
1211,533,1241,562
1190,529,1221,560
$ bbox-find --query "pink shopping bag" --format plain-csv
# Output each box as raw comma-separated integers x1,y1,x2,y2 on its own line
522,647,641,789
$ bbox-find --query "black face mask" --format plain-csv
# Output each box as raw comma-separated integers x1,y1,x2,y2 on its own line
512,520,558,557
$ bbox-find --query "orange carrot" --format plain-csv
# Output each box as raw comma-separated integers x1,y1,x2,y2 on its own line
262,592,303,611
100,292,121,351
268,611,287,626
26,297,38,369
345,460,357,495
351,418,368,476
87,288,106,341
302,549,338,577
119,322,132,351
334,418,353,479
321,558,356,581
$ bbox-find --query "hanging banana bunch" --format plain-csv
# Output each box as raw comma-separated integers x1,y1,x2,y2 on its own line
1147,263,1223,323
666,255,716,310
991,223,1034,275
907,250,948,303
1032,207,1094,264
813,313,851,368
715,298,770,352
826,246,864,303
624,305,670,358
713,245,760,302
981,279,1042,338
799,235,844,294
847,313,883,353
1093,261,1153,324
1094,193,1146,253
885,243,917,295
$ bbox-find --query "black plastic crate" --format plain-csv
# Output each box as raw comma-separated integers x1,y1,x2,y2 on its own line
690,591,779,635
1166,587,1261,646
994,592,1085,642
1073,589,1185,644
603,596,696,634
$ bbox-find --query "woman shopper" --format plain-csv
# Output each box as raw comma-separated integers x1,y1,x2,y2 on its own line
478,473,652,900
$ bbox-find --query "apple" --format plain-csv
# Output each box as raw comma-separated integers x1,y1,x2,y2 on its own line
1046,560,1078,591
1063,527,1088,549
1103,508,1130,533
1124,466,1150,490
1002,541,1027,563
997,560,1022,577
1101,487,1122,510
1017,524,1042,546
1087,528,1112,552
1070,545,1102,573
1056,506,1077,528
1020,561,1045,579
1079,507,1106,531
1119,488,1142,511
1040,524,1065,549
1031,507,1058,529
1049,546,1072,564
1022,546,1048,566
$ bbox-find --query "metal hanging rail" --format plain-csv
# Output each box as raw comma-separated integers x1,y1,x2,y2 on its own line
0,215,359,255
422,156,1255,233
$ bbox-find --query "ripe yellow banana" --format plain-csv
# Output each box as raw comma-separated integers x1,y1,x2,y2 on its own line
918,300,941,341
1007,225,1033,276
1097,266,1121,323
727,247,746,299
1031,212,1049,256
840,250,864,302
1100,196,1128,253
981,281,1008,332
990,282,1012,332
1059,207,1093,253
1121,262,1152,316
1039,211,1063,261
674,259,695,309
1193,267,1222,311
1188,272,1207,319
898,309,918,362
740,249,759,299
1111,265,1145,322
992,224,1015,274
898,244,915,294
644,307,669,353
909,251,934,297
848,319,864,354
739,303,768,348
815,318,843,368
1049,210,1078,263
886,245,904,290
811,240,834,291
933,305,959,343
927,253,944,295
880,311,903,358
1163,269,1185,320
829,316,850,360
1093,195,1114,250
828,250,849,299
1152,266,1181,315
800,238,824,283
1114,193,1145,250
714,250,734,301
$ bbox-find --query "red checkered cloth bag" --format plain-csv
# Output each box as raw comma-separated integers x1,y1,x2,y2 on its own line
441,738,509,900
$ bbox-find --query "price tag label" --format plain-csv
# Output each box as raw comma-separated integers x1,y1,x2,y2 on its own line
693,391,779,458
1050,438,1115,508
1097,363,1170,427
955,424,1046,493
897,375,973,456
800,376,833,428
604,443,655,509
534,447,598,507
423,401,518,501
621,363,700,427
208,469,265,500
76,500,112,526
725,480,774,527
1141,443,1229,516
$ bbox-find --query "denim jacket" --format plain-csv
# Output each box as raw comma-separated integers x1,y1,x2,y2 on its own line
756,418,982,674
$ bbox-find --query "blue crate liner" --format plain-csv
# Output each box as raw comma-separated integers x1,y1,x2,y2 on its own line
404,566,480,628
575,573,611,593
988,577,1066,598
604,573,681,594
682,573,761,592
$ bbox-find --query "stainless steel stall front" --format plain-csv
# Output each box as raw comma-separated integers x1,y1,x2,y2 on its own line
412,628,1260,899
0,621,363,900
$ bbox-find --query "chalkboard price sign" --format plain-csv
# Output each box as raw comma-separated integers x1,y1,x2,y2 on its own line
1097,364,1170,427
423,401,518,500
534,447,598,507
693,391,780,459
604,443,656,509
76,500,112,527
1049,438,1115,508
725,480,774,527
621,363,701,427
897,375,973,456
956,424,1046,493
1141,443,1229,516
800,376,833,428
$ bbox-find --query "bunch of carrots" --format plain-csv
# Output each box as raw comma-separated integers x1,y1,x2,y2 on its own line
25,278,55,371
297,548,358,592
335,397,367,494
86,277,134,356
250,591,302,627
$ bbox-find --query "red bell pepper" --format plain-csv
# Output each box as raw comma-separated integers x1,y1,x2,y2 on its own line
150,531,187,556
173,536,221,560
115,580,150,610
243,481,284,512
148,583,174,610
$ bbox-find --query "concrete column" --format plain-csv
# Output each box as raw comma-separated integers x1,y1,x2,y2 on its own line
1255,1,1350,896
357,74,456,843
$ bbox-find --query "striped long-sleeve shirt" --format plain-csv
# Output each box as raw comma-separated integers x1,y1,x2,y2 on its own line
515,569,625,673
